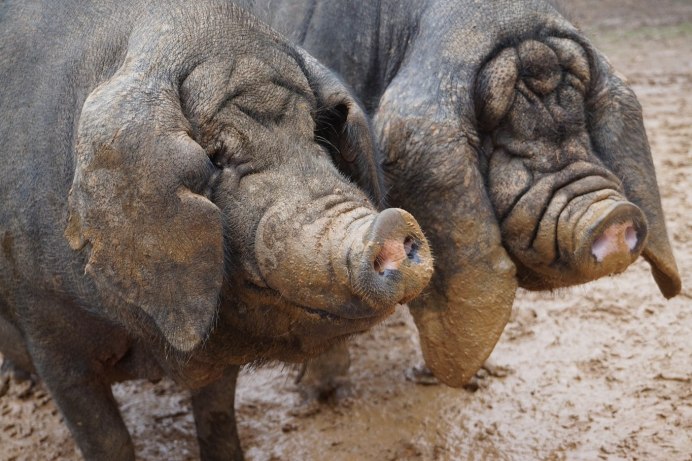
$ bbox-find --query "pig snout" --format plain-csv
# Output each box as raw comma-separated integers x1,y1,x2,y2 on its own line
574,201,647,277
373,235,421,273
591,221,638,262
498,163,650,288
352,208,433,308
254,204,432,322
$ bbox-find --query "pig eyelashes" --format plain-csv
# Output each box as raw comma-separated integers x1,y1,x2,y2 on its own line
207,137,265,185
475,37,592,131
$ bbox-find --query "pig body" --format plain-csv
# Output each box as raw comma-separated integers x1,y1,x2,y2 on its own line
239,0,682,385
0,0,433,459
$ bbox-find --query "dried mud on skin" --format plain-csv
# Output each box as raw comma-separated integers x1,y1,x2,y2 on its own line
1,1,691,460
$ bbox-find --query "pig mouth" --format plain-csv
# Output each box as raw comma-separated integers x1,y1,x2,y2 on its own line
244,281,395,324
501,162,647,288
300,300,397,322
501,163,621,261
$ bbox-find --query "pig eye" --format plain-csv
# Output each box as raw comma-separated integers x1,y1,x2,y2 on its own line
314,103,348,137
208,136,243,168
208,140,265,184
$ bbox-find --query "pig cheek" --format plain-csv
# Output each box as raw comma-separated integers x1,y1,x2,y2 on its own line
228,288,305,355
488,149,533,219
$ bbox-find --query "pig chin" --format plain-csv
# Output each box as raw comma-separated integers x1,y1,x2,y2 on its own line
231,283,394,362
500,165,648,289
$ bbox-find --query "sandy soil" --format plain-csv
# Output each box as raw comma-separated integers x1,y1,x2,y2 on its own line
1,1,690,460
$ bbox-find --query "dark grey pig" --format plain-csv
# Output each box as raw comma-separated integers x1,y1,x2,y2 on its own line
0,0,434,459
240,0,682,386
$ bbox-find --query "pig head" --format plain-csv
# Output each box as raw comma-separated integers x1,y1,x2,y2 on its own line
62,28,432,364
373,0,681,385
232,0,681,386
476,35,679,294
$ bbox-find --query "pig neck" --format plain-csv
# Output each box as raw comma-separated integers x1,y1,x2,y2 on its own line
269,0,582,117
248,0,421,114
145,316,262,390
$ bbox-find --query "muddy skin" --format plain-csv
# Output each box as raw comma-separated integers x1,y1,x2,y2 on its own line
477,36,650,290
1,3,690,458
0,1,433,459
242,0,682,387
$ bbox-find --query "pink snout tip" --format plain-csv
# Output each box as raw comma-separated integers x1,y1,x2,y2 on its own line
374,236,417,274
591,220,638,263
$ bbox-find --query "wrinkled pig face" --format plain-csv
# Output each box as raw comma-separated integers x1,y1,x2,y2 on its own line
476,37,648,290
68,41,432,359
184,49,433,360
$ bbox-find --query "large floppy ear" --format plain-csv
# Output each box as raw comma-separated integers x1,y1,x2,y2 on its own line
65,69,225,351
376,100,518,386
297,50,385,206
587,53,681,298
408,143,517,387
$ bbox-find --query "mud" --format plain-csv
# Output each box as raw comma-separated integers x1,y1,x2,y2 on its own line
1,1,690,459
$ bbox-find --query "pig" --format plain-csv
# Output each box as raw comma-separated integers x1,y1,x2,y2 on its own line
0,0,433,459
238,0,682,386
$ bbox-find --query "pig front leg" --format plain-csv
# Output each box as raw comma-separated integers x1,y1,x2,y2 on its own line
296,342,351,402
191,365,243,461
23,312,135,460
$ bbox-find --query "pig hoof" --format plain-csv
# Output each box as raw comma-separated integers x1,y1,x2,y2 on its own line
462,363,512,392
295,364,352,403
294,343,352,403
0,359,36,398
0,358,34,384
404,364,440,385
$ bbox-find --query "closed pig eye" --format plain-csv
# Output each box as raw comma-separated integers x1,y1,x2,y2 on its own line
206,134,267,185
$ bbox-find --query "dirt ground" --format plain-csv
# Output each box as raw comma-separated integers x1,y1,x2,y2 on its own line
1,1,690,460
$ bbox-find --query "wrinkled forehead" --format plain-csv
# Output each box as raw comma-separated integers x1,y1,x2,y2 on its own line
180,43,317,138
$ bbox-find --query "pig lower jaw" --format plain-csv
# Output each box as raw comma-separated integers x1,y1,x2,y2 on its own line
302,305,340,321
297,300,396,323
512,257,636,291
243,280,394,323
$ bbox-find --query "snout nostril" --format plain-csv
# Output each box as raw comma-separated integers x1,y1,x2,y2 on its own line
404,236,420,262
625,226,638,251
373,253,385,275
374,237,417,275
591,233,609,263
404,236,414,256
591,220,639,263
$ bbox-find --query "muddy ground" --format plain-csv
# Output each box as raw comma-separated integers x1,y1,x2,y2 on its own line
1,1,690,460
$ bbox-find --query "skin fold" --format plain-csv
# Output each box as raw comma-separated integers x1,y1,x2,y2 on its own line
240,0,682,387
0,0,434,459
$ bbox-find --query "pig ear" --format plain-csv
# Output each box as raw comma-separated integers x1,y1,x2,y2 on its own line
298,51,385,206
587,62,681,298
65,71,225,351
375,107,518,386
407,145,518,387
